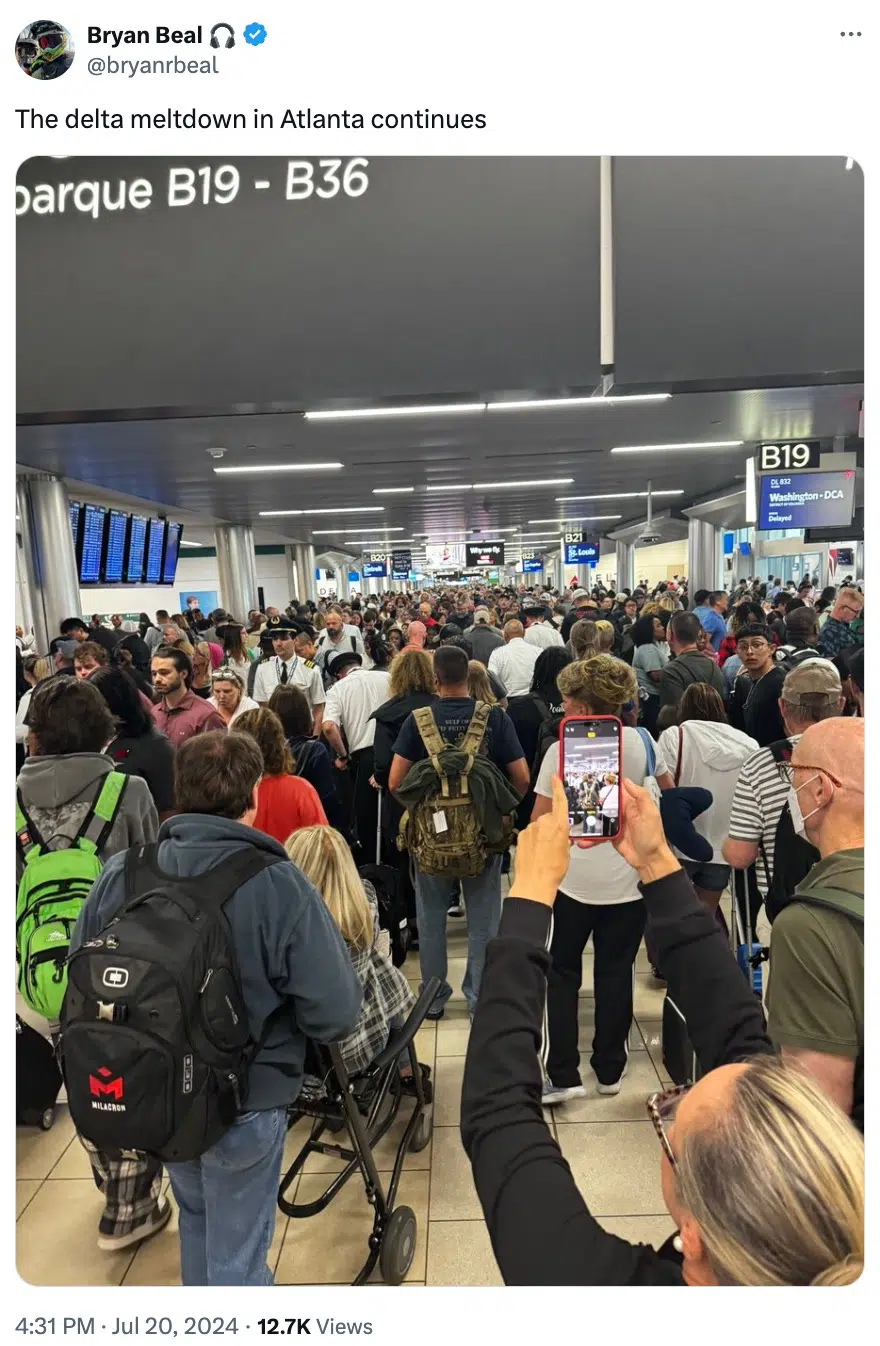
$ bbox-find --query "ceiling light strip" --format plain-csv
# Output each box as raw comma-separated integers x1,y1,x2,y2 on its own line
554,490,684,502
305,403,487,420
259,506,385,517
486,394,671,411
213,462,343,474
610,441,744,454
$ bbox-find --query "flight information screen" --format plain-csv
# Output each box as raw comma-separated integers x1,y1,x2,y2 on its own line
102,510,128,583
162,522,182,584
69,500,81,546
126,514,147,583
145,517,166,583
78,503,106,584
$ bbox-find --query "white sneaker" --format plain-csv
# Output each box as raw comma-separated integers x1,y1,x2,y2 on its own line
97,1195,172,1252
596,1062,629,1096
542,1080,586,1106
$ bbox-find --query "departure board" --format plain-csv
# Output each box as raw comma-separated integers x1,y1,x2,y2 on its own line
69,500,81,546
102,509,128,583
78,503,106,584
145,517,166,584
162,522,182,584
126,514,147,583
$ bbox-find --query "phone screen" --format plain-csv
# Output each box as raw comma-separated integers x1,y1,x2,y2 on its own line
559,716,623,841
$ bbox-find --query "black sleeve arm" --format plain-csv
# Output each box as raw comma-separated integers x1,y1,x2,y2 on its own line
645,869,773,1070
460,900,673,1286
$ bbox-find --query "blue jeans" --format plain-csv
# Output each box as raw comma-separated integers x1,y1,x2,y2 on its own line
414,854,503,1014
166,1106,287,1286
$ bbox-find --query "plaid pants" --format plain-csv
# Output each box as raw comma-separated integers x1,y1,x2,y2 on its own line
79,1138,164,1238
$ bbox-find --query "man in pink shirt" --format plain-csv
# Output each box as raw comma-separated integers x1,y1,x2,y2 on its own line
151,646,225,748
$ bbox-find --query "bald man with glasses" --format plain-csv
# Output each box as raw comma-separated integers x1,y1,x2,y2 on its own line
766,717,863,1131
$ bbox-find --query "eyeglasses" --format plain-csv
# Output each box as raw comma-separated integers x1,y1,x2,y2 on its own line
736,639,770,653
778,762,862,792
646,1085,691,1168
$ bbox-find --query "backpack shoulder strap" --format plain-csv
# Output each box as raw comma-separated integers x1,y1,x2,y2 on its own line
635,726,656,777
123,842,285,917
460,701,491,756
793,890,864,930
413,706,445,759
74,771,129,856
674,725,684,785
292,738,316,777
15,789,44,859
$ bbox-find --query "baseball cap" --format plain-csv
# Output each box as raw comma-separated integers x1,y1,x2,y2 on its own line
473,607,491,623
570,589,590,603
781,659,842,702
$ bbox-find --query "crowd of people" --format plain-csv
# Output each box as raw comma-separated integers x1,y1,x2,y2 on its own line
14,566,864,1286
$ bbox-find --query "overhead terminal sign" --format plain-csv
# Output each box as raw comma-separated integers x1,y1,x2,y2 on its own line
758,471,855,531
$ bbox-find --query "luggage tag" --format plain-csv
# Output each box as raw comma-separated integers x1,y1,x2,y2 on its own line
432,810,448,834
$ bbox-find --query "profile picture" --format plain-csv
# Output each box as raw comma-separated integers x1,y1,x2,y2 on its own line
15,19,74,78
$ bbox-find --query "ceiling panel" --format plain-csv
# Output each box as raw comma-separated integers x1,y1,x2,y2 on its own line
614,157,864,388
16,383,862,545
17,156,601,415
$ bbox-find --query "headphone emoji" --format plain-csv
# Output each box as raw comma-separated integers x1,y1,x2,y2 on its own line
210,23,236,49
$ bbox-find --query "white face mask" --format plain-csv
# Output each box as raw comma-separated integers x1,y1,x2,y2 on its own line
789,773,826,837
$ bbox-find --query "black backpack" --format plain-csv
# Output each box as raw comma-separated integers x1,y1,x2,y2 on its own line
760,739,820,924
357,863,410,968
60,843,283,1163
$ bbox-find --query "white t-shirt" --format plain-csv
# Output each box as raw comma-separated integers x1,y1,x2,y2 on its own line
658,720,759,865
524,622,565,650
323,668,391,753
252,656,326,709
535,726,670,904
488,638,541,697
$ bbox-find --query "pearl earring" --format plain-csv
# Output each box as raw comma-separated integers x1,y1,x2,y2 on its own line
673,1235,684,1254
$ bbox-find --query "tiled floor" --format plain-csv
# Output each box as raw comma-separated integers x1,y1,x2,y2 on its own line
17,918,674,1287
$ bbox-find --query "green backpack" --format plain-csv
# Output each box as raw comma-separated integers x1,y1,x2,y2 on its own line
16,773,128,1020
398,702,503,880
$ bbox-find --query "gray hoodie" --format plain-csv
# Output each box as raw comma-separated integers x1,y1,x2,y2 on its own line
16,753,158,874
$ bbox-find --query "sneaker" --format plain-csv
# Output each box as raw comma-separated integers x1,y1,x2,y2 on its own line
97,1195,172,1252
542,1080,586,1106
596,1062,629,1096
425,1004,446,1021
447,901,464,918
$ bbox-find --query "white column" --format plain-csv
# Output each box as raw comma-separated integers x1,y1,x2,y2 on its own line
18,476,81,653
214,524,259,621
687,519,722,597
615,541,635,591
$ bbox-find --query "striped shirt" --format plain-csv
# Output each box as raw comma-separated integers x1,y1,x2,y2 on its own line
726,734,801,894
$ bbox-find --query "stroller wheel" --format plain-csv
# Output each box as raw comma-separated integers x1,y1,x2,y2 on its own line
379,1205,417,1285
409,1103,433,1154
39,1107,55,1132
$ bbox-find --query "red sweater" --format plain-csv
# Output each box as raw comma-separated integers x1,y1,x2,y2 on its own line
253,773,328,846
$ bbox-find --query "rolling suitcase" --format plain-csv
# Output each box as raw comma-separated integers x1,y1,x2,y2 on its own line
358,791,411,968
16,1016,61,1130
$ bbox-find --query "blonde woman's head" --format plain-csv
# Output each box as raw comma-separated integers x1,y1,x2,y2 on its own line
467,660,497,705
665,1055,863,1286
593,620,616,652
285,825,372,951
556,655,637,716
658,593,679,613
569,619,600,661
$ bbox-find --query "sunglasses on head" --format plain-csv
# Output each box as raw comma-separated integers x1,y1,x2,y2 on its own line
646,1085,691,1168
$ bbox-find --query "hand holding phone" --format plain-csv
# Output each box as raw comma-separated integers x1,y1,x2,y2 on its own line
559,716,623,842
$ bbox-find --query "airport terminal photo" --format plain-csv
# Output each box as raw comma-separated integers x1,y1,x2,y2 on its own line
15,156,864,1288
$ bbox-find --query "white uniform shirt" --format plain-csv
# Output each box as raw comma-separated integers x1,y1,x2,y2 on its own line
252,656,326,709
488,637,541,697
524,621,565,650
323,669,391,753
